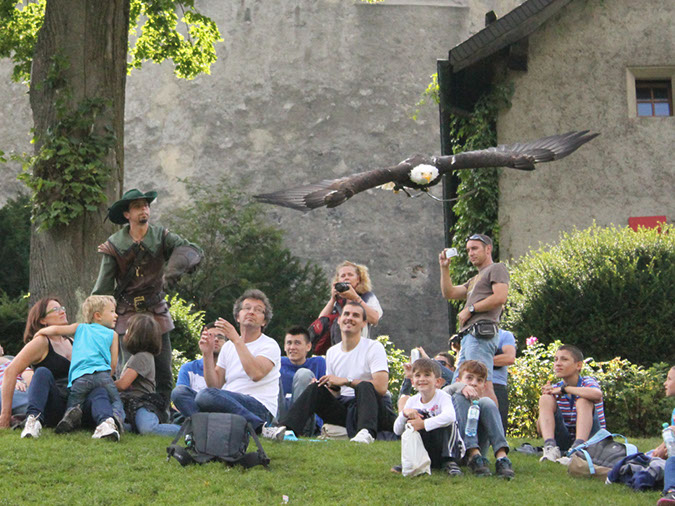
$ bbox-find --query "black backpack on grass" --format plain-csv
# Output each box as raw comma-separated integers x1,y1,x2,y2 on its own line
167,412,270,469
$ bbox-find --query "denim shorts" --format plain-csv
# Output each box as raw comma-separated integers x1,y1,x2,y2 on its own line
460,332,499,381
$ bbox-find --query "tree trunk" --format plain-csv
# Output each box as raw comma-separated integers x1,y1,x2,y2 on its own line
28,0,129,317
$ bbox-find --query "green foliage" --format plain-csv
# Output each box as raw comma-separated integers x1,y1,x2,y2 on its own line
508,338,673,438
0,0,44,84
167,293,205,362
0,0,221,84
166,177,329,344
377,335,406,401
16,95,116,230
446,83,513,288
507,339,561,438
503,223,675,365
128,0,222,79
0,195,30,297
0,291,29,356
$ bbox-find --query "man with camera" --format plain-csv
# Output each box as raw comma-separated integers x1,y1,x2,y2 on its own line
269,300,395,444
439,234,509,406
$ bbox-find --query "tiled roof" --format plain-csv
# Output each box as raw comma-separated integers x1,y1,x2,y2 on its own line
449,0,573,71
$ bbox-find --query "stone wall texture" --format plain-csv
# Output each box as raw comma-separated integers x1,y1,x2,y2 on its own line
498,0,674,260
0,0,522,351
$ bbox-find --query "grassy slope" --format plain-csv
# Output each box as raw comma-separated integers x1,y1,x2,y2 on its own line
0,431,663,505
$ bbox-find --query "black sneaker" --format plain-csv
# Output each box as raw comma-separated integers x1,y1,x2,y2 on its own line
113,413,125,435
443,461,463,477
390,465,402,474
467,454,492,477
55,405,83,434
495,456,515,480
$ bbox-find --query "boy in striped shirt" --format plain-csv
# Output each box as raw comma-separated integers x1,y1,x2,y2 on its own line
537,344,606,462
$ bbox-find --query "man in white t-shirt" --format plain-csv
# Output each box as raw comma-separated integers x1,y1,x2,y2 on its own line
272,301,395,444
196,289,281,433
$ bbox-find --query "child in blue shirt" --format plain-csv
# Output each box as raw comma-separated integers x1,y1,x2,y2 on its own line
35,295,124,436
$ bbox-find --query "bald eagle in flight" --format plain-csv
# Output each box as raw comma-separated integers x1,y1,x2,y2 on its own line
254,130,598,212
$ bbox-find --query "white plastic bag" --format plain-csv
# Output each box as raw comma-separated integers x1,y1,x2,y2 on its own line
401,423,431,477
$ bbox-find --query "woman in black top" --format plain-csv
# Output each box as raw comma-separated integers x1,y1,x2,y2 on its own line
0,297,119,439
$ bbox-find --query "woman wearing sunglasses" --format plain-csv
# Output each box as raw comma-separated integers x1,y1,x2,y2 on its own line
0,297,119,439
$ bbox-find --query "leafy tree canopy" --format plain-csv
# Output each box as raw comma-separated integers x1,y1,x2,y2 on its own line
0,0,222,84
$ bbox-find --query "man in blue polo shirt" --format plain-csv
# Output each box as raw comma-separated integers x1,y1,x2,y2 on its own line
171,322,226,418
278,326,326,434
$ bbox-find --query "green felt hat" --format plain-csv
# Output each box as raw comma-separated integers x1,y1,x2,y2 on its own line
107,189,157,225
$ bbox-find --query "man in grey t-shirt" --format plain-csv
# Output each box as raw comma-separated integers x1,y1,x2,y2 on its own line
439,233,509,406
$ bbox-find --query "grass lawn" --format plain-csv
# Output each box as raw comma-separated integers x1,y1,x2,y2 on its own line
0,430,663,505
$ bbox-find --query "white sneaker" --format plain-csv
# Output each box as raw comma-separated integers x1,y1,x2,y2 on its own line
350,428,374,444
21,414,42,439
540,444,561,462
261,424,286,441
319,423,349,440
92,417,120,441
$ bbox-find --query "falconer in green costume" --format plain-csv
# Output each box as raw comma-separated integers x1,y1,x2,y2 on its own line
92,189,202,411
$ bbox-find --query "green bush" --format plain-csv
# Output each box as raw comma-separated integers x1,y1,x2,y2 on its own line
165,177,329,344
0,195,31,297
377,335,407,402
167,294,205,362
507,338,672,438
502,224,675,365
0,291,29,356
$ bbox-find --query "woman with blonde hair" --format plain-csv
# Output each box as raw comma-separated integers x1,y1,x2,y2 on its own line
318,261,383,342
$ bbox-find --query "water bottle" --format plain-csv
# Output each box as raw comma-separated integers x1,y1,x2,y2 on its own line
663,423,675,458
465,400,480,437
185,433,194,449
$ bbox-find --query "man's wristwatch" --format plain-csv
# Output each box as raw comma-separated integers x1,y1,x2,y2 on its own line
468,304,475,314
347,378,353,387
560,384,567,395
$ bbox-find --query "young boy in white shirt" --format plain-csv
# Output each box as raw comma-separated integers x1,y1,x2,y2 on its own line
393,358,463,476
445,360,514,479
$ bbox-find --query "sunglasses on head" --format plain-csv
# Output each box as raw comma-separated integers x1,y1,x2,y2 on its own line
467,234,489,245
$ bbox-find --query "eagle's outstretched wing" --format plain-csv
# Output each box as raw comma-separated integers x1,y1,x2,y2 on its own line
255,130,598,211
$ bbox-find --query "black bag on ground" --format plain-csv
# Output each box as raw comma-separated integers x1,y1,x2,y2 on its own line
167,412,270,469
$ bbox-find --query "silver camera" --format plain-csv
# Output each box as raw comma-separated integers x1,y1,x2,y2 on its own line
444,247,458,259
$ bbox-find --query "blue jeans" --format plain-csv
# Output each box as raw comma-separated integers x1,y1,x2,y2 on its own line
195,388,273,432
27,367,114,426
171,385,198,418
68,371,125,422
554,406,601,452
0,389,29,415
132,407,180,437
452,393,508,458
458,332,499,382
664,456,675,494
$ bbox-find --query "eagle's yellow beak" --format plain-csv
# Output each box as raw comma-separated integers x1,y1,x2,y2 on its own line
423,173,432,183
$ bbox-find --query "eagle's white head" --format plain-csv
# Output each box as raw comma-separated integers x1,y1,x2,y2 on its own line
409,164,440,186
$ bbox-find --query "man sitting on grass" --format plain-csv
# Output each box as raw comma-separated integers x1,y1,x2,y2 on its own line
537,344,606,462
444,360,514,479
268,301,395,444
392,358,462,476
278,326,326,434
